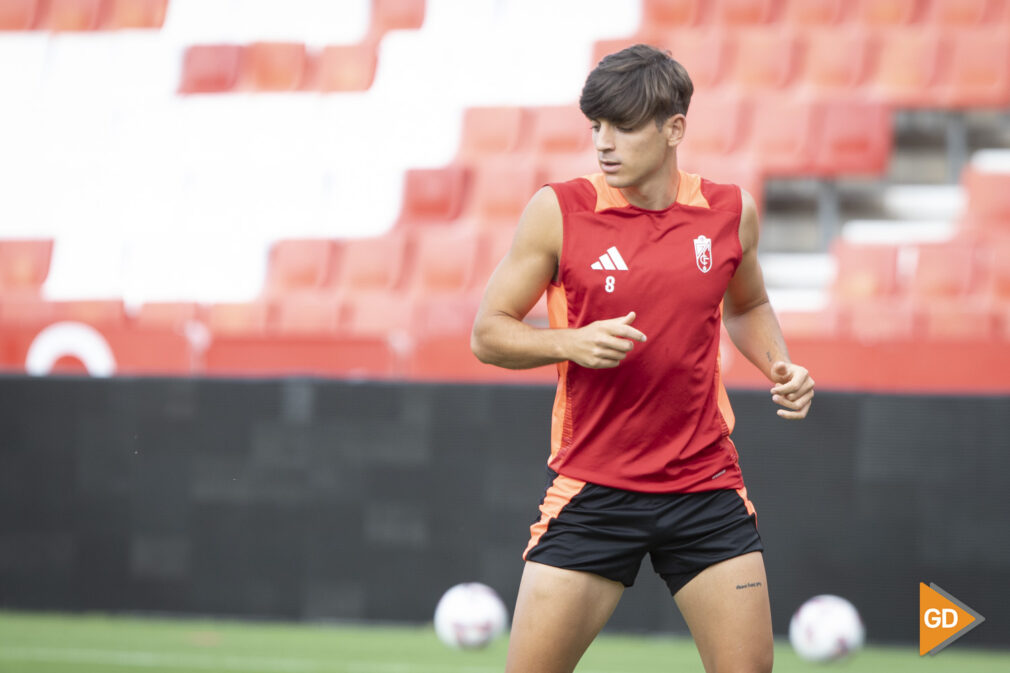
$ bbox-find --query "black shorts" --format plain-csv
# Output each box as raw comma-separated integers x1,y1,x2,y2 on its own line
523,470,763,596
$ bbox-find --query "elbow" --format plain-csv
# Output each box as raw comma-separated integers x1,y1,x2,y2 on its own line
470,324,495,365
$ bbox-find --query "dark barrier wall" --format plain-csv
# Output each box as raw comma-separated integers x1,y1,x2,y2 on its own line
0,376,1007,647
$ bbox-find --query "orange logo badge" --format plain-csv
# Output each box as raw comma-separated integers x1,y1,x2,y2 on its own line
919,583,985,655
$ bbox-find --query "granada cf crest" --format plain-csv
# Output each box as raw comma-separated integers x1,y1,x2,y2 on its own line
694,235,712,273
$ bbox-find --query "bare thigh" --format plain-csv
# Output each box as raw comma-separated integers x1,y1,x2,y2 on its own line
674,551,774,673
505,561,625,673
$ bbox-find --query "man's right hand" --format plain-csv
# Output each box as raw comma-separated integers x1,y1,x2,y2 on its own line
567,311,647,369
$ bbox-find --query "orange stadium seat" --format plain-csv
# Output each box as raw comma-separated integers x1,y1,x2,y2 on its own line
746,95,817,175
641,0,707,27
334,234,409,292
405,228,481,295
962,168,1010,228
798,29,876,95
727,29,801,92
0,239,52,295
680,91,750,158
909,242,978,299
410,293,480,336
713,0,783,26
316,43,377,92
531,105,593,156
853,0,925,26
926,0,1005,25
243,42,308,92
105,0,167,29
206,302,270,335
467,160,539,223
263,239,339,298
812,97,892,176
369,0,425,37
781,0,848,25
941,28,1010,109
535,149,599,186
397,165,469,225
868,29,944,108
0,0,38,29
179,45,245,94
42,0,106,31
665,30,734,89
457,107,530,161
831,241,901,303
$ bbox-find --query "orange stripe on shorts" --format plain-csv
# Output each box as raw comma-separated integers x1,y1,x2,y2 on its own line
523,474,586,560
736,487,757,517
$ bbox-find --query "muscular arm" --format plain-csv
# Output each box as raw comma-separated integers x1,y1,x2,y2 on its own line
723,189,815,419
470,187,646,370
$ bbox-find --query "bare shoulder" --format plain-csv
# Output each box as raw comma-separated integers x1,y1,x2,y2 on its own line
513,186,563,258
737,187,760,254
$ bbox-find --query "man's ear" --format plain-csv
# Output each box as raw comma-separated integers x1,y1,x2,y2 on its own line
665,114,686,148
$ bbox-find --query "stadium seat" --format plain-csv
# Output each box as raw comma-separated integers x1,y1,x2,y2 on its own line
727,28,801,92
853,0,925,26
746,95,817,176
0,0,38,29
680,90,750,158
457,106,530,161
262,239,339,298
665,30,734,90
535,150,599,187
405,228,481,294
271,294,342,336
941,28,1010,109
206,302,270,335
0,239,52,294
43,0,105,31
396,165,469,224
369,0,425,37
831,241,901,303
339,289,414,335
909,242,978,299
105,0,168,30
205,334,397,378
924,0,1002,26
179,45,245,94
334,234,409,292
781,0,848,25
777,308,842,339
677,153,765,211
315,43,377,92
531,105,592,156
466,160,539,223
134,302,205,331
920,301,998,341
713,0,783,25
798,29,875,95
243,42,308,92
845,300,917,342
812,97,892,176
867,29,944,108
961,167,1010,227
641,0,707,27
410,293,481,336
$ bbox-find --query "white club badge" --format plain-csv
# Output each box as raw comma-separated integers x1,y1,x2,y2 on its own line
694,235,713,273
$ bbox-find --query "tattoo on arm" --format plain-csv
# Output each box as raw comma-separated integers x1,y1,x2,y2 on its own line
736,581,764,590
765,351,772,363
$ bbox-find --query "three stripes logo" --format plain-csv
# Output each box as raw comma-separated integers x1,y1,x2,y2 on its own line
590,246,628,271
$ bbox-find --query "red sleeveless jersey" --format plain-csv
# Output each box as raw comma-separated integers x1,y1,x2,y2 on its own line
545,170,745,493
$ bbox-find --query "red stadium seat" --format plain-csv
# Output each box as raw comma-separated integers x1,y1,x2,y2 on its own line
921,301,998,341
677,154,765,211
104,0,167,29
315,43,377,92
727,29,801,92
941,28,1010,109
369,0,425,37
531,105,593,156
641,0,707,27
845,300,917,342
339,290,414,335
134,302,204,330
243,42,307,92
0,239,52,294
334,234,409,292
680,90,750,158
962,167,1010,227
467,160,539,222
457,107,530,161
909,242,978,299
0,0,38,29
979,236,1010,300
207,302,270,335
812,97,892,176
665,30,734,89
777,308,842,339
405,228,481,294
535,149,599,187
263,239,339,298
713,0,783,25
205,334,397,378
853,0,925,26
924,0,1003,26
746,95,817,176
831,241,901,303
867,29,944,108
798,29,875,95
397,165,469,224
271,294,342,335
411,293,481,336
179,45,245,94
42,0,106,31
781,0,848,25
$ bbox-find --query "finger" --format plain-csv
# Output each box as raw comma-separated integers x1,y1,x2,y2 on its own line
770,361,791,382
773,390,814,411
614,326,647,342
777,405,810,420
618,311,637,325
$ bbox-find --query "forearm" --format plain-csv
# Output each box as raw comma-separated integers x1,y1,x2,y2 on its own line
471,312,570,370
723,300,790,381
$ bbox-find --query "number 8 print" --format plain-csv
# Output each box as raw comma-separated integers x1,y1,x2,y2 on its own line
605,276,615,293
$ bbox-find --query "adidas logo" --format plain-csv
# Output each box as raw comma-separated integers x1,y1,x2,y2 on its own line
590,246,628,271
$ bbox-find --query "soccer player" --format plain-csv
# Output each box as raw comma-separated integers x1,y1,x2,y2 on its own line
470,45,814,673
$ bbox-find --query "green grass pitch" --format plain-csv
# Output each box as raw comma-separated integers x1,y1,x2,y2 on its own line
0,610,1005,673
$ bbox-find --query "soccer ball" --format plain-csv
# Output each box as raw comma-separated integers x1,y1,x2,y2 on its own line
433,582,508,650
789,594,865,662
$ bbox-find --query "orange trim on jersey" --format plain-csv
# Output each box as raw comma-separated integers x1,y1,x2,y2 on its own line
523,473,587,560
586,170,710,212
736,487,756,518
547,284,570,461
715,303,736,435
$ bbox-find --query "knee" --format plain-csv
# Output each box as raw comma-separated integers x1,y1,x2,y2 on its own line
711,647,773,673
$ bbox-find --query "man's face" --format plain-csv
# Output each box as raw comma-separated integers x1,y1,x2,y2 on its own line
591,116,682,190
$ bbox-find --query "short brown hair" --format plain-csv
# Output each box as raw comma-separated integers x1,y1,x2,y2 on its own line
579,44,693,128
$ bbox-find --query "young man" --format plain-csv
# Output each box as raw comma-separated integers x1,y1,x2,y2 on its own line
470,45,814,673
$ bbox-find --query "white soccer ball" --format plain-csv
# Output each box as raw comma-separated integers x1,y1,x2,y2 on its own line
789,594,866,662
433,582,509,650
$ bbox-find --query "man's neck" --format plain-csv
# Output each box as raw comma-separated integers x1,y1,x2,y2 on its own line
620,160,680,210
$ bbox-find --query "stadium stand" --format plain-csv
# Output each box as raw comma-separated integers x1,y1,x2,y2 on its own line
0,0,1007,390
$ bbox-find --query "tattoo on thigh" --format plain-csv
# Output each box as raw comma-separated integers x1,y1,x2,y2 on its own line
736,581,763,590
